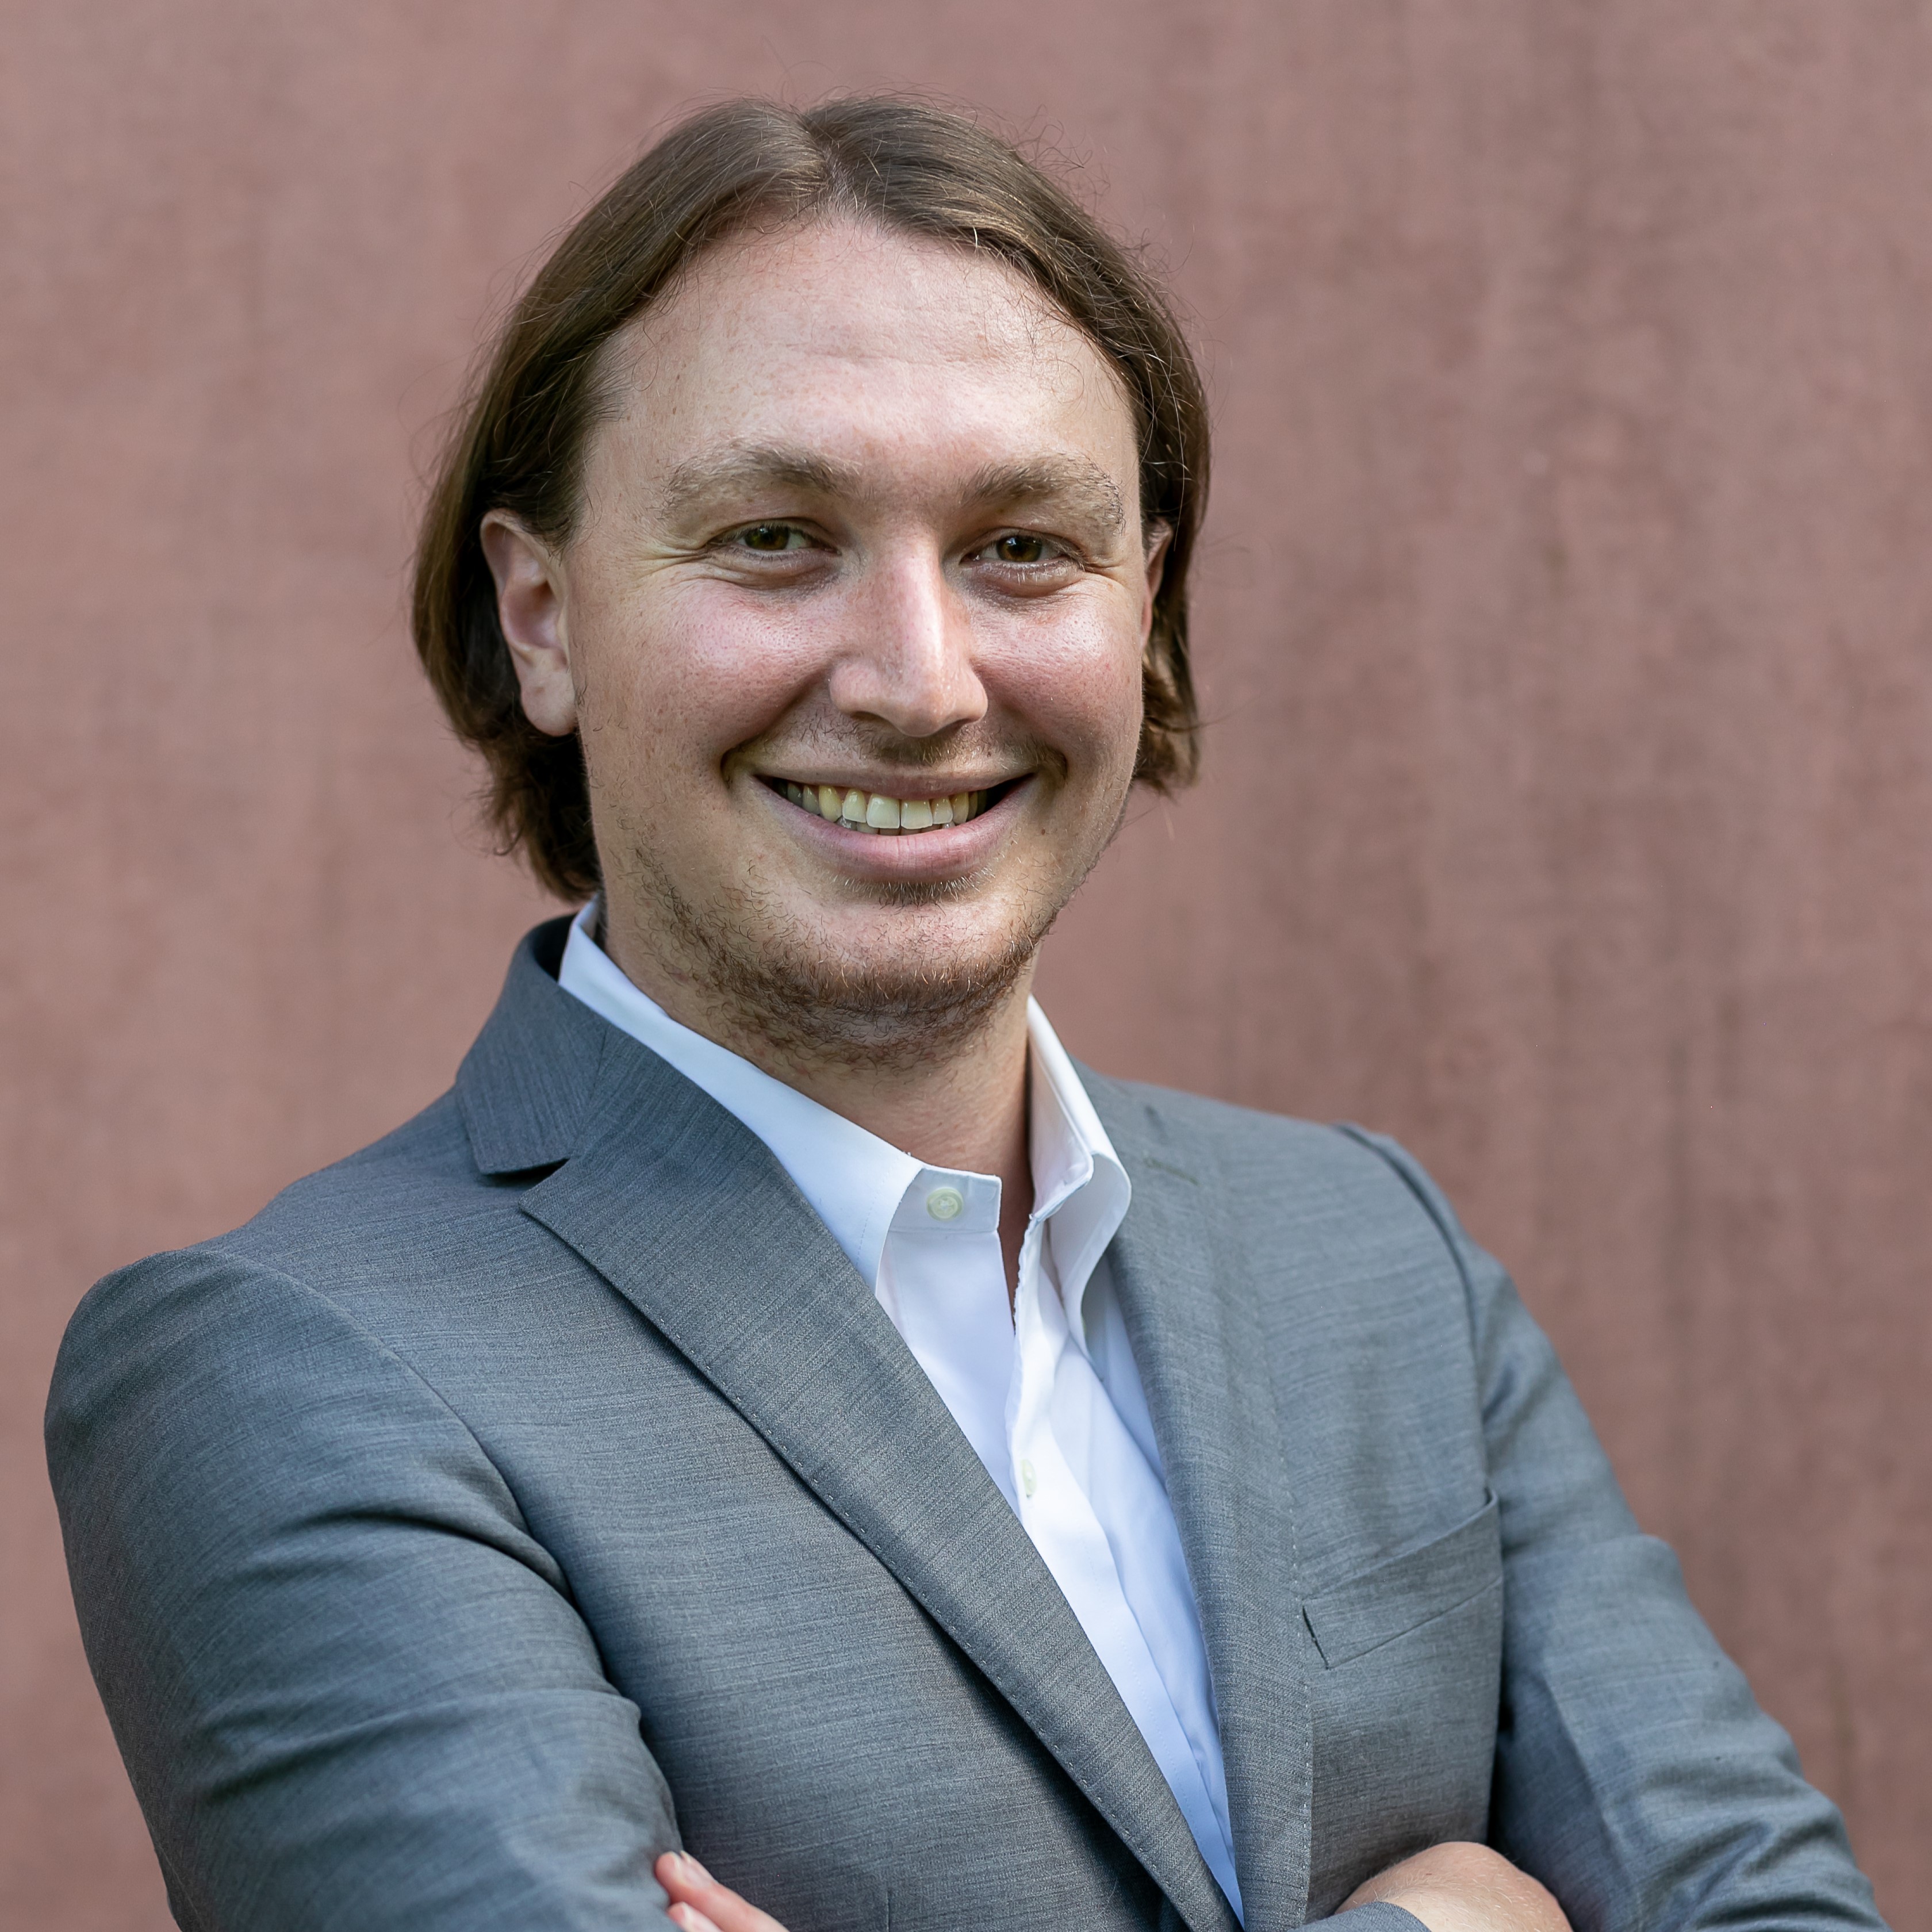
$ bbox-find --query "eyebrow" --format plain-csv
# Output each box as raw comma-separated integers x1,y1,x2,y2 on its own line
961,455,1126,539
658,444,865,521
657,443,1128,539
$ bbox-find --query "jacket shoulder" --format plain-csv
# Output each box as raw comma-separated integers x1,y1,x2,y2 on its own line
1085,1070,1443,1214
225,1086,513,1267
47,1087,551,1423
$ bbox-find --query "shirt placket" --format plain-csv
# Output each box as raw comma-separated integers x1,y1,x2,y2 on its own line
881,1173,1014,1500
1007,1224,1244,1919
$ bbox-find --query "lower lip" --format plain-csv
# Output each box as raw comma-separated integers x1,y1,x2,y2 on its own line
761,780,1032,876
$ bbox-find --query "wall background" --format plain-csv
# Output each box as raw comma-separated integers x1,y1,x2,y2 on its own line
5,2,1929,1923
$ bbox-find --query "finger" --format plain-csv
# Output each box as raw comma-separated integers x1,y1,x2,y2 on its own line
654,1851,791,1932
668,1907,722,1932
655,1851,710,1909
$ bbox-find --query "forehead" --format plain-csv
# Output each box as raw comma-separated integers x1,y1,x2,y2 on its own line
588,217,1139,497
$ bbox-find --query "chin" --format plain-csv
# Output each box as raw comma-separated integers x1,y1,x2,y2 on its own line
672,878,1051,1068
743,911,1045,1061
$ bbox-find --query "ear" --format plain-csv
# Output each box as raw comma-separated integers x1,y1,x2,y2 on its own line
1140,520,1174,645
480,511,578,736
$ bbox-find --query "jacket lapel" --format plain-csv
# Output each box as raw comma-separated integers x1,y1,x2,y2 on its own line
1087,1074,1317,1932
457,931,1239,1932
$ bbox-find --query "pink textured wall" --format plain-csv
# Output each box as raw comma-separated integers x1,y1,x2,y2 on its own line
5,4,1928,1923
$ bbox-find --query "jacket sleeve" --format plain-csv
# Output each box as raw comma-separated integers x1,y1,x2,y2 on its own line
1339,1129,1887,1932
45,1247,683,1932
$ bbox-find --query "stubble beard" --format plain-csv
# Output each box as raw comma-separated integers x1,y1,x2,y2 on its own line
603,836,1105,1077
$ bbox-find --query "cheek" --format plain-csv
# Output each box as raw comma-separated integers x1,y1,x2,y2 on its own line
994,605,1147,775
574,579,816,773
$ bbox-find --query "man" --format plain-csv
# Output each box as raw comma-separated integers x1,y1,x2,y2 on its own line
47,98,1883,1932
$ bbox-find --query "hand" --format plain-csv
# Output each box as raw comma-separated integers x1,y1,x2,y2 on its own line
651,1840,1563,1932
655,1851,791,1932
1342,1841,1570,1932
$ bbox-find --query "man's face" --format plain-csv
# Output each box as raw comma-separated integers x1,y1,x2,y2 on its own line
488,216,1164,1059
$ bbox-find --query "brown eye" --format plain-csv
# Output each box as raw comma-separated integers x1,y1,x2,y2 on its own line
994,534,1051,564
740,523,801,552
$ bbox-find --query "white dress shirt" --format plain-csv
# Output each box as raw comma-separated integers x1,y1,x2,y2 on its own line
558,904,1242,1916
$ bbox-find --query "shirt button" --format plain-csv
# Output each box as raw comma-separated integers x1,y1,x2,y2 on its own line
925,1186,965,1222
1019,1458,1037,1497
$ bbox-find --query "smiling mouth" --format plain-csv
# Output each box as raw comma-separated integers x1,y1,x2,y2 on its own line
763,777,1014,834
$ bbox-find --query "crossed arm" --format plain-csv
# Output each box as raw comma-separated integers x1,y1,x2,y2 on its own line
48,1157,1884,1929
651,1841,1573,1932
632,1145,1884,1932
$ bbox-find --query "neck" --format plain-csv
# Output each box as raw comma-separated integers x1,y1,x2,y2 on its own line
597,901,1038,1285
762,995,1034,1182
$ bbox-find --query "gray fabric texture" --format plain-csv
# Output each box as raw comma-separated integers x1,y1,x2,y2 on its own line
46,919,1885,1932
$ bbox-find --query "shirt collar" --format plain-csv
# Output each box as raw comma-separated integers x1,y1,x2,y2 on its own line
558,903,916,1287
1026,1001,1132,1341
556,903,1130,1321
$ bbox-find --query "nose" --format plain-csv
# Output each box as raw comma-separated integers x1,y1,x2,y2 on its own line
825,546,987,741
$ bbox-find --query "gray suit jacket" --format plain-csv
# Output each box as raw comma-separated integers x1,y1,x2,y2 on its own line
48,920,1882,1932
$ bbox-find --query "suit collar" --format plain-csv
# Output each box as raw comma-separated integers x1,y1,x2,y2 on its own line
555,899,1131,1318
1083,1072,1317,1932
454,917,607,1175
454,927,1240,1932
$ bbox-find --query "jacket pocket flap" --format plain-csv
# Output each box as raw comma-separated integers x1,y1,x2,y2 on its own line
1302,1494,1500,1667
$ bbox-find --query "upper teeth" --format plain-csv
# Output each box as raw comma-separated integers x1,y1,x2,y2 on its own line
780,781,988,833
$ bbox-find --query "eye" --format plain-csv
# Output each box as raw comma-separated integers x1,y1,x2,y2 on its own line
735,522,812,553
987,532,1056,565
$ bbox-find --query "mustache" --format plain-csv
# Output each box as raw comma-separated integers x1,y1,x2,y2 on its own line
740,720,1065,779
